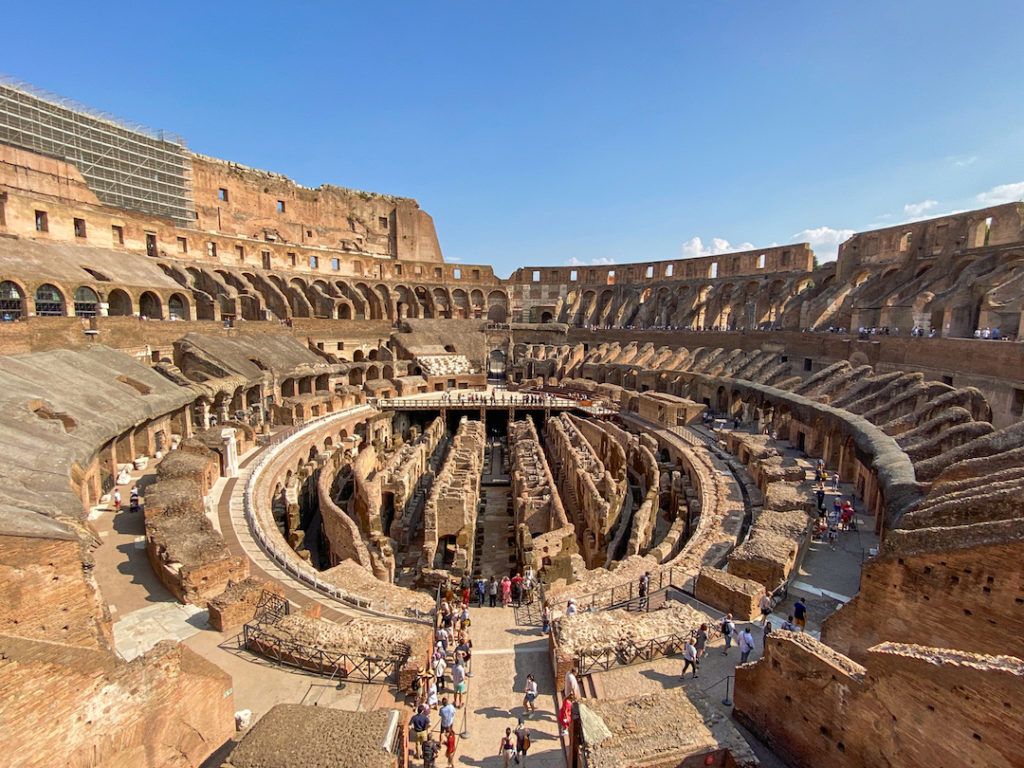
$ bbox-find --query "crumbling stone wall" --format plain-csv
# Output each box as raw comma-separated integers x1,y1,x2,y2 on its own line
0,634,235,768
694,567,762,621
734,633,1024,768
422,418,485,576
207,579,286,632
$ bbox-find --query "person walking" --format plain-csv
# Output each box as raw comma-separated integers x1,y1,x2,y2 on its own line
499,727,517,768
559,696,573,738
695,623,709,660
522,673,538,713
444,727,457,768
638,571,650,610
410,705,430,759
512,572,524,606
129,485,140,513
501,575,512,607
113,488,122,512
815,486,826,513
439,697,457,733
720,613,736,654
542,602,551,634
563,668,581,701
421,731,440,768
793,598,807,632
739,627,756,664
476,577,486,608
759,591,772,626
451,659,467,708
489,576,498,607
515,718,531,765
680,638,699,679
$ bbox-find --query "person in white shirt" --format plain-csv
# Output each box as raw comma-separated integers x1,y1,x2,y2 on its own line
739,627,756,664
563,669,581,700
522,673,538,712
679,639,699,679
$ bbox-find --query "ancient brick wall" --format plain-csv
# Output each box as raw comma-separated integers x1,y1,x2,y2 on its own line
208,579,286,632
734,633,1024,768
0,635,235,768
694,567,761,621
822,528,1024,661
0,534,112,650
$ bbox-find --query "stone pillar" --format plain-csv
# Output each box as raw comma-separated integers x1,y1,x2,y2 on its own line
221,428,239,478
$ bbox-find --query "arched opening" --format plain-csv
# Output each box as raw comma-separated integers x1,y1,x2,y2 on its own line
107,289,133,316
488,349,507,380
487,290,508,323
73,286,99,317
139,291,163,320
168,293,189,321
34,284,65,316
0,281,25,321
337,303,352,320
540,311,554,323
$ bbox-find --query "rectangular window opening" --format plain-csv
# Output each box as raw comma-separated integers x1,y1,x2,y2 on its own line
288,251,297,267
1012,388,1024,418
665,264,674,277
73,218,86,238
309,255,319,269
145,233,157,257
112,225,124,245
803,357,813,372
570,269,578,281
532,270,541,282
645,265,654,278
177,236,188,254
434,267,443,279
378,216,388,229
757,253,766,269
217,188,229,202
207,241,217,258
709,262,719,279
277,200,286,213
454,268,462,279
331,258,340,271
235,244,245,261
34,210,48,232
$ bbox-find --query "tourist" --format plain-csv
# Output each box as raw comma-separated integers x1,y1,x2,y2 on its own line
564,668,581,700
426,675,439,709
828,525,839,551
815,486,826,513
680,638,699,679
559,696,573,738
542,602,551,634
456,634,473,677
720,613,735,654
439,696,457,732
759,591,772,625
501,575,512,607
500,727,517,768
433,652,447,692
476,577,486,608
410,705,431,759
523,673,538,712
461,577,471,607
113,488,122,512
831,471,840,491
695,623,709,660
489,576,499,607
515,718,531,764
763,620,773,647
739,626,756,664
511,572,523,606
638,571,650,610
459,603,471,632
129,485,140,513
566,598,578,617
523,571,536,604
421,731,440,768
793,598,807,631
781,615,797,632
451,659,467,708
444,726,457,768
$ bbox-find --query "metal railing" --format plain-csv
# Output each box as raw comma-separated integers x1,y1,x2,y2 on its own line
574,624,722,675
240,404,429,624
553,566,694,613
375,395,581,409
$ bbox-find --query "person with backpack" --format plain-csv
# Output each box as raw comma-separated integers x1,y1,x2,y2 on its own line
421,731,440,768
720,613,735,654
515,718,531,765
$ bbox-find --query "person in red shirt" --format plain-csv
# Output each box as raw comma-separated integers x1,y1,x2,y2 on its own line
559,696,574,738
444,727,457,767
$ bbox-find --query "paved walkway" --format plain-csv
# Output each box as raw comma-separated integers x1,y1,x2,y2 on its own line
441,605,565,767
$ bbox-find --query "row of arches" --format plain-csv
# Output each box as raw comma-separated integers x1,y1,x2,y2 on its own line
0,280,190,321
158,263,511,323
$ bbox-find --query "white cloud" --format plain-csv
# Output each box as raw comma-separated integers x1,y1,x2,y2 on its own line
976,181,1024,206
948,154,978,167
791,226,855,262
568,256,616,266
679,236,755,259
903,200,938,216
447,256,462,262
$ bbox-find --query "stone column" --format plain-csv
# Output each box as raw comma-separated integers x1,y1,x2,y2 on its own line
221,428,239,478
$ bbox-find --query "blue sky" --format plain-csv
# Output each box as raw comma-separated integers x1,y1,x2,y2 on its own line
4,1,1024,275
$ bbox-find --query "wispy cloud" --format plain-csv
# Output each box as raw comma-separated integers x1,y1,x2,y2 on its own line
568,256,616,266
679,236,755,259
791,226,854,262
947,154,978,167
903,199,938,217
976,181,1024,206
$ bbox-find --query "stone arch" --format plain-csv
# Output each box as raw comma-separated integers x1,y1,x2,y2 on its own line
139,291,163,319
168,292,190,321
106,288,133,317
0,280,26,320
487,290,508,323
34,284,66,316
73,286,99,317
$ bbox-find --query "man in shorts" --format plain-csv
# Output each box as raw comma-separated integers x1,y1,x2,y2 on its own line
410,705,431,759
793,598,807,631
451,658,467,708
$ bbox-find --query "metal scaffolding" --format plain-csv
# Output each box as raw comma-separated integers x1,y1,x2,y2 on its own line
0,78,196,225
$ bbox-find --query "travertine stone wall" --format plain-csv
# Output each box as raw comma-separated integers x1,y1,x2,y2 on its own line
734,633,1024,768
382,416,444,545
694,567,762,621
208,578,286,632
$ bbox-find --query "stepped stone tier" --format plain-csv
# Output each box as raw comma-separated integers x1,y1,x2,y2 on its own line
0,81,1021,768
